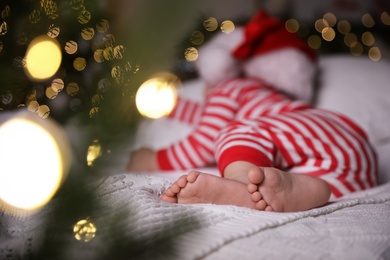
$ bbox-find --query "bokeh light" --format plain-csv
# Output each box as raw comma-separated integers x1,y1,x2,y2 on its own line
350,42,364,56
24,35,62,81
368,47,382,61
135,73,179,119
285,19,299,33
322,27,336,41
315,18,329,32
0,21,8,35
308,35,322,49
81,27,95,40
73,218,97,242
220,20,235,34
184,47,198,62
337,20,351,35
37,105,51,118
344,33,358,47
362,13,375,28
66,82,80,96
96,19,109,33
362,31,375,46
190,31,204,45
73,57,86,71
381,11,390,25
87,139,102,166
203,17,218,32
323,13,337,27
0,112,71,212
65,40,78,54
47,24,60,38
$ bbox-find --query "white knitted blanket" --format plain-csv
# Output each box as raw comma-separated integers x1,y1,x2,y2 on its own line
1,170,390,260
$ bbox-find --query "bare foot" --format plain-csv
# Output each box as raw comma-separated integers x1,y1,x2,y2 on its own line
160,171,258,209
247,167,331,212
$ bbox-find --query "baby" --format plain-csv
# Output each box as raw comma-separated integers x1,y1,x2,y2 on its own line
127,10,378,212
128,77,378,212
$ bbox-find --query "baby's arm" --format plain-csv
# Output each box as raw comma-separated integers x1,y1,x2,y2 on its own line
127,97,204,172
127,148,159,171
127,82,239,172
167,97,203,125
156,84,241,170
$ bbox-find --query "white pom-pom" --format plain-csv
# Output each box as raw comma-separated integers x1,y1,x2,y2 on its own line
243,48,316,102
195,28,245,86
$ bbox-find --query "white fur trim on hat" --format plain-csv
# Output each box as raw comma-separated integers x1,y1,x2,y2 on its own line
195,28,244,86
243,48,316,102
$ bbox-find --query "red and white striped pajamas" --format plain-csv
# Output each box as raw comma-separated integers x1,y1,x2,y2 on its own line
157,78,378,199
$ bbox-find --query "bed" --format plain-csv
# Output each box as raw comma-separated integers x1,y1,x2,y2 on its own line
1,55,390,259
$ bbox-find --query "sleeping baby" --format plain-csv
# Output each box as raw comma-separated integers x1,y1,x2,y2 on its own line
127,10,378,212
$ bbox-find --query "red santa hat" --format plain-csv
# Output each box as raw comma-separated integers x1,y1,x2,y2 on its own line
196,10,318,102
233,10,317,62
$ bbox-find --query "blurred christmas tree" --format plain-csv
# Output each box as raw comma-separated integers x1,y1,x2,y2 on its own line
0,1,201,258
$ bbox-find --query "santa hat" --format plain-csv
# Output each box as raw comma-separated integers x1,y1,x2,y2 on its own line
233,10,317,61
196,10,318,102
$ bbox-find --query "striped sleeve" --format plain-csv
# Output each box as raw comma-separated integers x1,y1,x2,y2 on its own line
157,85,239,170
167,97,203,125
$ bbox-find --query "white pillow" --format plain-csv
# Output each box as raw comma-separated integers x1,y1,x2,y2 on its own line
316,55,390,184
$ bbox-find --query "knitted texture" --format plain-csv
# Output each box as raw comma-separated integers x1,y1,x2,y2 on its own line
1,173,390,259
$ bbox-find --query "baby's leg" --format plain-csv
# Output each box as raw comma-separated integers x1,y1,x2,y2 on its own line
160,171,261,210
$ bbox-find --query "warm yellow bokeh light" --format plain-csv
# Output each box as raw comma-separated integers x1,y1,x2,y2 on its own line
308,35,322,49
25,35,62,81
0,112,71,212
315,19,329,33
73,218,97,242
344,33,358,47
87,139,102,166
362,31,375,46
322,27,336,41
368,47,382,61
220,20,235,34
204,17,218,32
190,31,204,45
381,11,390,25
350,42,364,56
136,73,179,119
323,13,337,27
185,47,198,62
337,20,351,35
362,13,375,28
285,19,299,33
